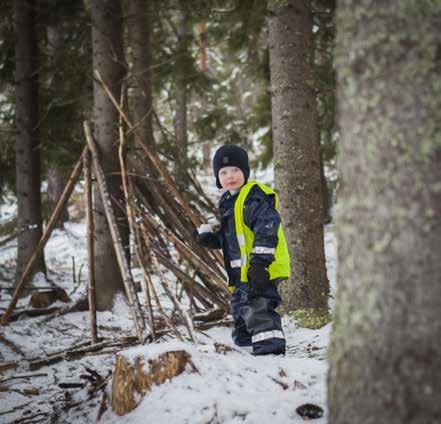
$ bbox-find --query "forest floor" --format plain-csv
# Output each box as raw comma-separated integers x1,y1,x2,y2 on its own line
0,176,336,423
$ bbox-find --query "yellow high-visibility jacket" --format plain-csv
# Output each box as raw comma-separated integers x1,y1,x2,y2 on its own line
233,181,291,283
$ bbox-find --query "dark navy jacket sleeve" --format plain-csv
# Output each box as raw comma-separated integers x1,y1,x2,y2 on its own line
243,186,281,266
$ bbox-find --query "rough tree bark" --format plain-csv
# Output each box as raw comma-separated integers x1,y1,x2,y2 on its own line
45,20,69,227
91,0,128,310
126,0,154,151
267,0,329,325
14,0,46,284
47,168,69,226
328,2,441,423
198,19,212,170
173,2,190,186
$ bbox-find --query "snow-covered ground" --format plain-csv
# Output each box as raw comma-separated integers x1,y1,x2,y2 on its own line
0,184,336,423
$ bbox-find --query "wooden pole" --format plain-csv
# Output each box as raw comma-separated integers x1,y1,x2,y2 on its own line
144,231,195,342
141,223,183,340
83,121,146,342
117,87,156,340
94,70,201,228
139,210,229,297
1,146,88,326
136,232,183,342
84,150,97,344
128,199,229,310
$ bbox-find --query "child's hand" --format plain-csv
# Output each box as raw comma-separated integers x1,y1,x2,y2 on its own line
193,229,220,249
247,263,270,294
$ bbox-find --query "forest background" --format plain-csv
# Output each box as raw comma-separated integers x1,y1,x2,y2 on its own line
0,1,440,423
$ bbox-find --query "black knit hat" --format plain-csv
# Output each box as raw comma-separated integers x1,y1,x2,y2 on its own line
213,144,250,189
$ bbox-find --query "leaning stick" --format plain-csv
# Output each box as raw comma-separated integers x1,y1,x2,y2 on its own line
1,146,88,326
139,222,195,341
154,250,228,310
94,70,201,228
109,193,220,312
135,217,183,341
139,210,229,297
83,150,97,344
133,224,157,340
117,90,156,340
130,201,228,309
136,226,182,341
83,121,146,342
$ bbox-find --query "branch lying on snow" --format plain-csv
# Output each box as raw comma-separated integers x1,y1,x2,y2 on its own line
0,362,18,373
25,314,232,372
7,307,62,322
28,337,140,371
0,333,27,358
0,231,16,247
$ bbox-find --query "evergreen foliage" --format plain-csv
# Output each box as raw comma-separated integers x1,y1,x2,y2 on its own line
1,0,336,318
39,1,91,173
1,0,338,206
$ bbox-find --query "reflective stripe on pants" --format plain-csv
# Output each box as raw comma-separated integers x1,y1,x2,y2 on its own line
252,330,285,343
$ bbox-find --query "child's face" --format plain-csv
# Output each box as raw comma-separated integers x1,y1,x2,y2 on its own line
218,166,245,192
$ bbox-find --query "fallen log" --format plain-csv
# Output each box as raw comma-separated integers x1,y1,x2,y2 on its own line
29,288,70,309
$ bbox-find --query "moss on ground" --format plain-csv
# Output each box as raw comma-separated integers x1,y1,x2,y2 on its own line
291,308,331,329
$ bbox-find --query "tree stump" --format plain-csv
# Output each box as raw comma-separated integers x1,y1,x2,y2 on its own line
111,350,196,415
29,288,70,308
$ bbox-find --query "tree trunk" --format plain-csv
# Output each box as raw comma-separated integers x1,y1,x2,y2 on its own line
91,0,127,310
173,3,190,186
47,166,69,227
44,22,70,227
319,151,331,224
126,0,154,151
14,0,45,285
267,0,329,324
328,3,441,424
198,19,211,170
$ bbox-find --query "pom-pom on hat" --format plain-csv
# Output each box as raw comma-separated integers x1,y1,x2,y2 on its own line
213,144,250,189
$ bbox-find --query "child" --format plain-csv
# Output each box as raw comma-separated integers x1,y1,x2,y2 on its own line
195,144,291,355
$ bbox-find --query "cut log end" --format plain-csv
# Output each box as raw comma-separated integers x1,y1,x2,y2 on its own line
29,288,71,309
111,350,195,416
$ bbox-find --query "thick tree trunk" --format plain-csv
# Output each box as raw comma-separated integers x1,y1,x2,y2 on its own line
14,0,45,284
268,0,329,324
126,0,154,151
173,3,190,186
198,19,211,170
47,167,69,226
328,3,441,424
319,151,331,224
91,0,128,310
44,23,69,227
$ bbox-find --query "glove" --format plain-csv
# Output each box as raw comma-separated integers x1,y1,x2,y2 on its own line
192,229,220,249
247,263,270,294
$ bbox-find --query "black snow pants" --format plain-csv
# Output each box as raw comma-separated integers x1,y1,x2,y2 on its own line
230,281,286,355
